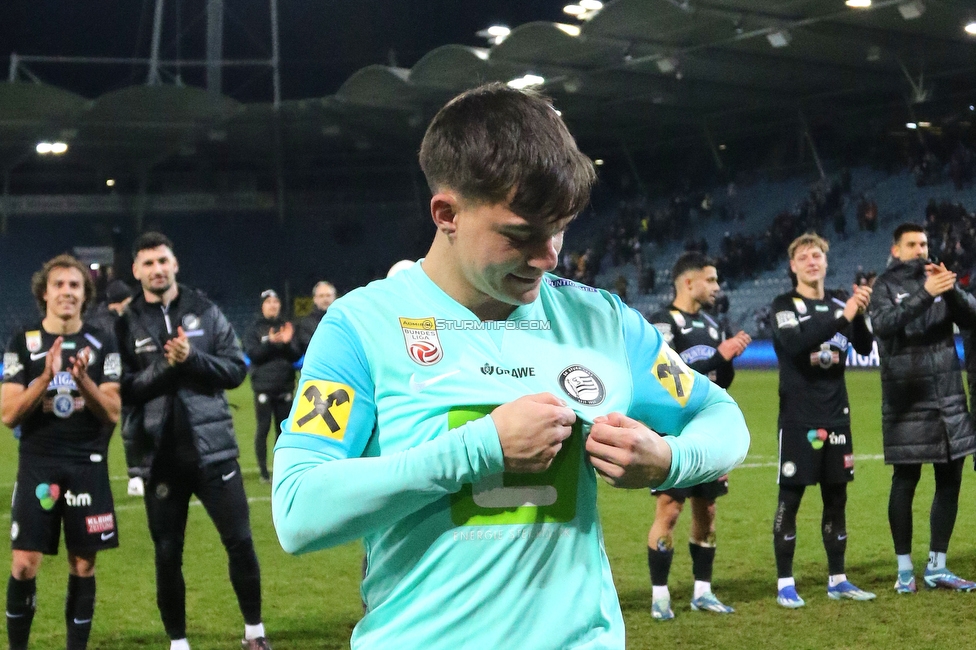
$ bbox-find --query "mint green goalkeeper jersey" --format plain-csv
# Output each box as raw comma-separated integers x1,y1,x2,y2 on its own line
272,263,749,650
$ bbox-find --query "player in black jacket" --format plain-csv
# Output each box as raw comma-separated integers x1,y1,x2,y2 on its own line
118,232,271,650
244,290,300,482
646,253,751,620
770,234,874,608
1,255,121,650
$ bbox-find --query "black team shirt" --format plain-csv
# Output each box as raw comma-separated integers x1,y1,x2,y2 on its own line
3,323,121,459
771,289,874,429
649,305,734,389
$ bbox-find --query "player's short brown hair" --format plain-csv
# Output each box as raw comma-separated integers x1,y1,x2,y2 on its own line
419,83,596,222
31,254,96,314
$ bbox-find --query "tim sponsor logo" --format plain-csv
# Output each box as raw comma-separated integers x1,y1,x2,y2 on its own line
64,491,91,507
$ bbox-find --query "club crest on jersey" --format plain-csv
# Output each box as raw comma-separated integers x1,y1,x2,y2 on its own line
25,330,42,353
670,310,686,328
792,298,807,314
558,365,606,406
399,317,443,366
709,327,719,340
182,313,200,330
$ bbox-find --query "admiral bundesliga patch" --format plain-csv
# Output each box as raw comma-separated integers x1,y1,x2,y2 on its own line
292,380,355,440
399,317,443,366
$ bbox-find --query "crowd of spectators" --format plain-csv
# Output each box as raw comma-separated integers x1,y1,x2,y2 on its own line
925,199,976,286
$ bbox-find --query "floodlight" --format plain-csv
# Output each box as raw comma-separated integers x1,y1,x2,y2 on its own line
656,57,678,74
767,30,792,48
906,122,917,129
579,0,603,10
90,263,100,271
106,179,116,187
594,159,604,166
898,1,925,20
507,74,545,89
563,5,585,17
51,142,68,154
965,21,976,35
36,142,53,154
556,23,582,37
845,0,871,8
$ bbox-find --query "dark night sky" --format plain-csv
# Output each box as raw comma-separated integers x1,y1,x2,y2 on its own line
1,0,568,101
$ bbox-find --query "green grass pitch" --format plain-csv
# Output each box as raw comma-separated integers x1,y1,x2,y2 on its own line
3,371,975,649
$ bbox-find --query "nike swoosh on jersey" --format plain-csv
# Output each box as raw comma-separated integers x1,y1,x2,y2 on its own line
409,370,460,392
896,293,910,301
222,470,238,481
135,337,154,347
798,315,812,322
680,327,694,334
29,351,48,361
100,532,115,541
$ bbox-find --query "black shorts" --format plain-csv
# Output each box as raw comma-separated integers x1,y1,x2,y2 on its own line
10,454,119,555
778,426,854,486
653,477,729,501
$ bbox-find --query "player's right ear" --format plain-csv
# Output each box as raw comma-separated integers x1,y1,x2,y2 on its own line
430,192,460,237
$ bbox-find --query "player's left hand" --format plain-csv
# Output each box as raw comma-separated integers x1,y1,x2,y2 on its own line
586,412,673,488
278,321,294,344
164,326,192,365
68,346,93,380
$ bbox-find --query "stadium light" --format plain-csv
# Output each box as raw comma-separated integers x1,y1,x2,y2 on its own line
656,57,679,74
845,0,871,8
563,5,585,17
767,30,792,48
906,122,917,129
36,142,53,154
106,179,116,187
90,263,100,271
579,0,603,10
50,142,68,154
918,121,931,127
556,23,582,37
594,159,604,166
965,21,976,36
507,74,545,89
898,1,924,20
563,2,602,20
719,144,727,150
476,25,511,45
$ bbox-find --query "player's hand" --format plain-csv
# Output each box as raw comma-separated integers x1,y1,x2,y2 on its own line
717,331,751,360
586,412,672,488
924,263,956,297
844,284,873,319
164,327,192,365
68,346,93,381
491,393,576,473
43,337,63,378
279,321,294,344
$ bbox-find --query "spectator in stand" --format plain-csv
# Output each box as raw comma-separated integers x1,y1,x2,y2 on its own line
85,280,133,339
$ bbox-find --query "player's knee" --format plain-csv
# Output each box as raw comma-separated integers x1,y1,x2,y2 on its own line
153,538,184,568
68,553,96,577
224,535,257,563
10,553,41,580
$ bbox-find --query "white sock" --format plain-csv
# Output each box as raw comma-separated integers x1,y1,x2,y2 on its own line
652,585,670,600
928,551,946,571
777,577,795,591
828,573,847,587
170,640,190,650
896,554,913,572
693,580,711,599
244,623,266,641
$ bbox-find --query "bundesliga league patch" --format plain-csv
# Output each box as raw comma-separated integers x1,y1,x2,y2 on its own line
292,380,355,440
399,317,443,366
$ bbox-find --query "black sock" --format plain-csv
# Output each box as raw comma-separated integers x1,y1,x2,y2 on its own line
648,543,674,587
689,543,716,583
65,574,96,650
7,576,36,650
821,483,849,576
774,485,804,579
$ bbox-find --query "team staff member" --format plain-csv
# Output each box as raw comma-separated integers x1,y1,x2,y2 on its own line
870,223,976,592
117,232,271,650
771,233,875,608
1,254,121,650
296,281,336,354
647,252,750,620
272,84,750,650
244,290,301,483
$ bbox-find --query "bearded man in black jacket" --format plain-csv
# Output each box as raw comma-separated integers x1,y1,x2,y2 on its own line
295,280,335,354
870,222,976,594
116,232,272,650
244,290,300,483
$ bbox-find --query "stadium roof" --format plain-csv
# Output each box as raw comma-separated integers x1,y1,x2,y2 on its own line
2,0,975,172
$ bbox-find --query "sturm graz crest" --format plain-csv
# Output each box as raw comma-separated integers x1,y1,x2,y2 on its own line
558,365,606,406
